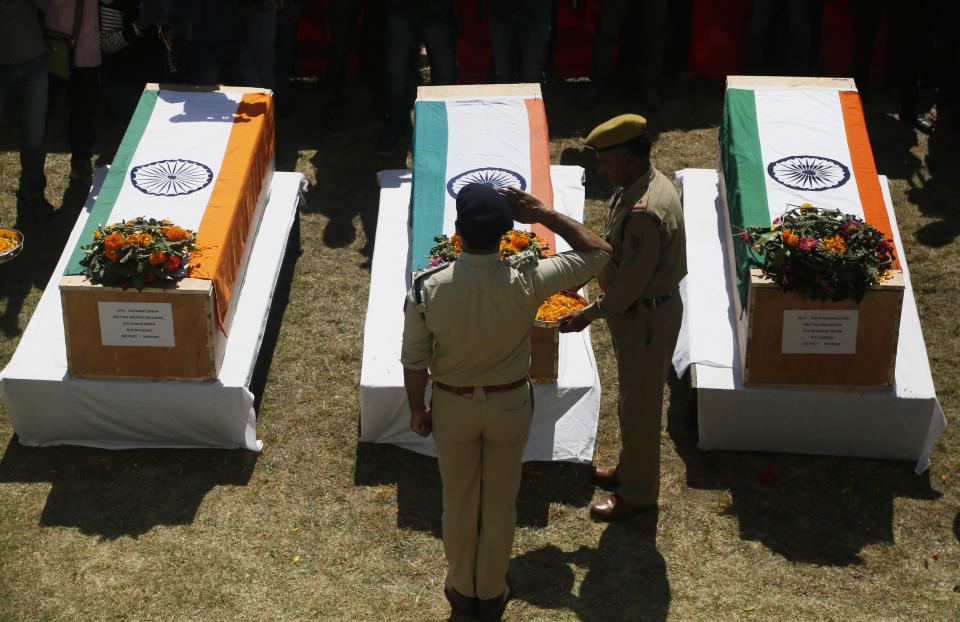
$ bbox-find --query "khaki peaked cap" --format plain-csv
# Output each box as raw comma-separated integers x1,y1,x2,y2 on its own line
584,114,648,151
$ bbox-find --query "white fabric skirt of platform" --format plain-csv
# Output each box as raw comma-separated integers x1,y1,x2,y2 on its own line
673,168,946,474
360,165,602,463
0,170,306,451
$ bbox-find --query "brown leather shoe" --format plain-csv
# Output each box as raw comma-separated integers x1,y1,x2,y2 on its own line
589,465,620,490
589,494,650,522
476,581,511,621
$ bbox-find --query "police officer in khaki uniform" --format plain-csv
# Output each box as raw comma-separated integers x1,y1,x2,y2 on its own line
402,183,611,619
559,114,687,522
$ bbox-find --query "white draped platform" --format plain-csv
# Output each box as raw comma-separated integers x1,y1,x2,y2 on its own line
673,169,946,474
0,169,306,451
360,166,602,463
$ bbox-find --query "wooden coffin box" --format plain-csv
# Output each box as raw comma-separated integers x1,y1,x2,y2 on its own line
529,324,559,382
60,276,224,381
739,269,904,389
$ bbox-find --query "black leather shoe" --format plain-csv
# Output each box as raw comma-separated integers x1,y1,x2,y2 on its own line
443,584,477,615
476,581,511,621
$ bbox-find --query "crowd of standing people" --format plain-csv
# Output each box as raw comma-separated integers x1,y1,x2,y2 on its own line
2,0,958,225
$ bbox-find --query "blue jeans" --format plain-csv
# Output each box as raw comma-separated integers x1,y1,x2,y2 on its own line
487,1,552,83
383,0,458,134
0,54,48,195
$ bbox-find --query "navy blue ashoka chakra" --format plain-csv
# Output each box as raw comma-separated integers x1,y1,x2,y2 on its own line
446,167,526,199
767,155,850,191
130,159,214,196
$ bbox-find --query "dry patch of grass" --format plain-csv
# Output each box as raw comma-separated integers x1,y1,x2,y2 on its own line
0,75,958,620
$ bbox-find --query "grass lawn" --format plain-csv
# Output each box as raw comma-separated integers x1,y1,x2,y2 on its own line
0,74,958,621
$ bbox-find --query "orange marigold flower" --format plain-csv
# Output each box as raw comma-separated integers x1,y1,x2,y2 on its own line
781,228,792,243
512,235,530,250
165,226,188,242
104,234,124,252
139,233,153,246
787,234,800,247
105,250,118,261
822,234,847,254
537,291,587,322
149,251,168,265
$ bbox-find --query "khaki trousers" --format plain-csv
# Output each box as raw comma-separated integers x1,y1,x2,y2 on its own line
606,294,683,506
431,382,533,599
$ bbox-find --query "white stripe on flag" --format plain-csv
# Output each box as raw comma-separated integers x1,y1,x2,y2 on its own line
442,99,533,234
106,91,244,230
755,89,865,221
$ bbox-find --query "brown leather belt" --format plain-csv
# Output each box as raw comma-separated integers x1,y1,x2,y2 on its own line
434,377,528,396
641,291,676,310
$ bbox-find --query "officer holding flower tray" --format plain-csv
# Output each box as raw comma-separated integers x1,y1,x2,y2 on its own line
559,114,687,522
401,182,610,619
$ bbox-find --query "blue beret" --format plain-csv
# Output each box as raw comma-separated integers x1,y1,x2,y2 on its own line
455,183,513,237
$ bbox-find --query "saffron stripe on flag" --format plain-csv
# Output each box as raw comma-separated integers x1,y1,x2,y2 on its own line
719,88,770,307
410,100,449,272
190,92,275,331
64,89,159,274
524,98,556,254
838,90,899,268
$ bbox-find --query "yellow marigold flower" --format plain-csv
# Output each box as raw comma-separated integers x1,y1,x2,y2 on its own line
788,234,799,246
822,234,847,254
537,291,587,322
104,234,124,252
148,251,168,265
164,226,188,242
139,234,153,246
93,230,103,239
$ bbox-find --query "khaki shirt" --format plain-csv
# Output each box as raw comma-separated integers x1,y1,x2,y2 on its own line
582,166,686,321
401,249,610,387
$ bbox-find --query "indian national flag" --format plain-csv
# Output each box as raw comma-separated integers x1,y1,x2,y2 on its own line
720,87,897,304
409,96,554,271
64,87,275,329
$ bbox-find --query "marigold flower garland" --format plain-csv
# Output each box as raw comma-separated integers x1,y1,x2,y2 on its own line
735,204,897,303
79,217,197,291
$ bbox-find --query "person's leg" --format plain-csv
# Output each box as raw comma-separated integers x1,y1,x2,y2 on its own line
432,388,484,599
516,3,552,84
67,66,99,182
273,0,303,112
740,0,777,75
609,296,682,507
324,0,362,130
419,0,459,86
487,3,518,83
475,383,533,600
238,2,277,89
638,0,668,107
14,55,49,198
380,4,418,149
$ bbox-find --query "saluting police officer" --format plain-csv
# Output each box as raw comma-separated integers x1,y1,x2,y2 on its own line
559,114,687,522
402,183,611,619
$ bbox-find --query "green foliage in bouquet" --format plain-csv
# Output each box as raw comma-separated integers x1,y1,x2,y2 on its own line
426,230,551,268
736,205,897,303
80,217,197,291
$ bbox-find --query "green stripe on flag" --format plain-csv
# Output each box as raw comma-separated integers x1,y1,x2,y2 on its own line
64,89,159,274
719,88,771,308
409,100,448,272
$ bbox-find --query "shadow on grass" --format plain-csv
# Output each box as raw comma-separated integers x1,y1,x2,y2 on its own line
908,132,960,248
353,442,597,538
666,370,941,565
0,176,89,339
0,439,256,539
511,514,669,622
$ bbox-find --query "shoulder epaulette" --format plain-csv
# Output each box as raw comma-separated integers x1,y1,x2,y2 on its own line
412,261,452,310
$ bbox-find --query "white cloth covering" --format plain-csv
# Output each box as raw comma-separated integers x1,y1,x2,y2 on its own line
673,169,946,474
360,165,602,463
0,170,306,451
